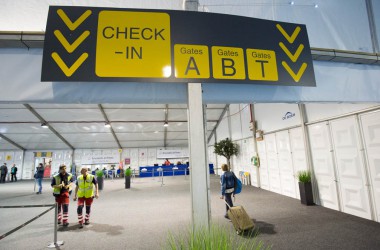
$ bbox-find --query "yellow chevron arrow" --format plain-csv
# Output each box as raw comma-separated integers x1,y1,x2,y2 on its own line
282,62,307,82
51,52,88,77
57,9,92,31
279,42,304,62
276,24,301,44
54,30,90,53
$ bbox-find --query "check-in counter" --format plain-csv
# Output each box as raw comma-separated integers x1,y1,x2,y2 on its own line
139,164,214,178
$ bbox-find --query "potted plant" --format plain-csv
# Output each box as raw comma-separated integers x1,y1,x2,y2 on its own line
214,138,239,170
297,170,314,205
125,167,132,189
96,170,104,190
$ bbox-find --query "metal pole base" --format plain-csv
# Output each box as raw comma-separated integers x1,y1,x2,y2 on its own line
48,241,64,248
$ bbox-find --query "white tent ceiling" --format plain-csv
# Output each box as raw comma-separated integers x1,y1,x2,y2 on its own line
0,103,226,150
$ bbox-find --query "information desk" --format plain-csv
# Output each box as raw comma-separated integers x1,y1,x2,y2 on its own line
139,164,214,178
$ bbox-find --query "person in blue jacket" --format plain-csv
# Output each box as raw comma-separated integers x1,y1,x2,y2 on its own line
220,163,235,219
35,163,44,194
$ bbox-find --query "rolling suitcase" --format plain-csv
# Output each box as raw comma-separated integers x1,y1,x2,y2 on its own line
226,202,255,234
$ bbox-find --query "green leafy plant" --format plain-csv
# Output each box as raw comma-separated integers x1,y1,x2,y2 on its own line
96,170,104,177
297,170,311,183
125,168,132,177
164,224,270,250
214,138,239,169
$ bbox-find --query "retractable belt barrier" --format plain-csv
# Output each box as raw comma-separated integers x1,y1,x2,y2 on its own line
0,204,55,240
0,203,64,248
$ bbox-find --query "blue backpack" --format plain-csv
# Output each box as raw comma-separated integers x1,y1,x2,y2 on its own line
232,172,242,194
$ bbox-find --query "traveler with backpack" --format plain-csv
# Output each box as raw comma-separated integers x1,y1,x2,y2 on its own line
220,163,236,219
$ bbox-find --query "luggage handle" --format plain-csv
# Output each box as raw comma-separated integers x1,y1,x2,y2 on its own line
222,196,236,208
224,199,232,208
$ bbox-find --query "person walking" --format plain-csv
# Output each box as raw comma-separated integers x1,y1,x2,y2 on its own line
35,163,44,194
51,165,72,227
73,166,99,228
11,164,18,182
220,163,236,219
0,163,8,183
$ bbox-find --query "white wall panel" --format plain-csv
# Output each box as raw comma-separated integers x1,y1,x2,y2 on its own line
276,131,296,198
246,138,258,187
289,127,307,199
241,104,252,139
216,112,230,141
138,148,148,166
305,104,378,123
129,148,138,169
265,133,281,194
330,117,372,220
22,151,34,179
232,140,242,173
308,123,339,210
257,140,269,190
360,111,380,222
147,148,157,165
255,104,300,132
230,104,242,141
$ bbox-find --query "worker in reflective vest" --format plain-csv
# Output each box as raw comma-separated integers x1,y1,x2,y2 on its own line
73,166,99,229
51,165,72,227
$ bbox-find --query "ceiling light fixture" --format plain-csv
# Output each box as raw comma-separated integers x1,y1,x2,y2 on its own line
163,122,169,127
41,123,48,128
104,122,111,128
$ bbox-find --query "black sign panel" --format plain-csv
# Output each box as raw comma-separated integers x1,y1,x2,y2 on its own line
42,6,316,86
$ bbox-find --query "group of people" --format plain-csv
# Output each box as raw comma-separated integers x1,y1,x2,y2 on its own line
0,163,18,183
35,164,99,228
52,165,99,228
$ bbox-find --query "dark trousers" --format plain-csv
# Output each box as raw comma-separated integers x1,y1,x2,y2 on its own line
0,174,6,183
11,174,17,182
224,192,233,215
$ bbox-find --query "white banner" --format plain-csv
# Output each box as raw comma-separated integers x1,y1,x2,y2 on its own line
156,149,188,159
81,155,119,164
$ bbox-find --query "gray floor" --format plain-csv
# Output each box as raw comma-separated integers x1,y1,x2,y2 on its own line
1,175,380,250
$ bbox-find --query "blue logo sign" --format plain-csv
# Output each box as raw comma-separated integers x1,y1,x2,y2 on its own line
282,112,295,120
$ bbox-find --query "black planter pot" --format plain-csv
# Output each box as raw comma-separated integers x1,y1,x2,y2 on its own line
97,176,104,190
299,182,314,205
125,176,131,189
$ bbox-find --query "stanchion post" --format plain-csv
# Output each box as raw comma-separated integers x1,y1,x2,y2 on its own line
48,203,64,248
161,169,164,187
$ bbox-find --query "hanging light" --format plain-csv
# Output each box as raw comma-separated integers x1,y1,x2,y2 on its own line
104,122,111,128
163,122,169,127
41,123,48,128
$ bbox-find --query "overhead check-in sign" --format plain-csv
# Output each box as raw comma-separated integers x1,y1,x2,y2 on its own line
41,6,316,86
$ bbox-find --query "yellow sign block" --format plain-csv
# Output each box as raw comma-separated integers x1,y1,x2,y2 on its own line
246,49,278,81
174,44,210,78
96,11,171,78
211,46,245,79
